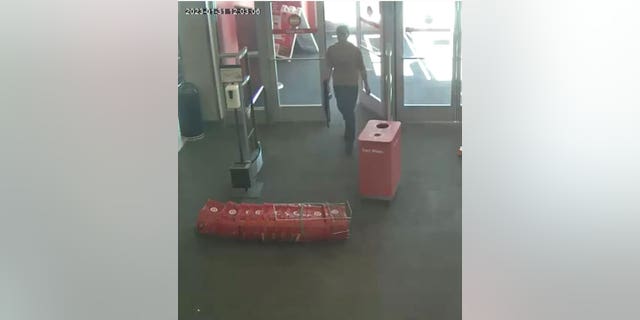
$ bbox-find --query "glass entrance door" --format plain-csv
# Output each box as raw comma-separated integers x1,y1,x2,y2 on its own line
268,1,326,121
356,1,388,119
323,1,392,120
264,1,394,122
254,1,460,123
395,1,462,122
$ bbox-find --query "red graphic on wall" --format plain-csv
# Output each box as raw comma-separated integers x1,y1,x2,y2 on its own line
289,14,302,28
272,2,302,59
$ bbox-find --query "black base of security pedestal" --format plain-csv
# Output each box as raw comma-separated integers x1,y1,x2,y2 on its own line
230,182,263,199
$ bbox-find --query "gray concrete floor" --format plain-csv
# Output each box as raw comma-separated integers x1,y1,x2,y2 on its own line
179,106,461,319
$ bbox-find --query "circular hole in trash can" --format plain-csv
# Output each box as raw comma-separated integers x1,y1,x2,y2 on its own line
376,123,389,129
374,133,381,137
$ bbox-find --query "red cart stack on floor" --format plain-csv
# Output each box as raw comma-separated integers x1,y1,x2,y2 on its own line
358,120,402,200
196,200,351,242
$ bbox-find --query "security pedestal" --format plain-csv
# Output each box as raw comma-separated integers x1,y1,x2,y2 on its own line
230,162,252,189
230,180,264,199
220,47,265,199
229,144,264,199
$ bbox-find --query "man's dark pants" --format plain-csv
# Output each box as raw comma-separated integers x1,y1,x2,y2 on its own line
333,85,358,143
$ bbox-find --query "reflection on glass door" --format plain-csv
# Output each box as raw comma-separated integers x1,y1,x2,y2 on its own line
324,1,388,120
324,1,383,99
323,1,357,47
358,1,382,99
402,1,455,107
271,1,322,106
324,1,389,119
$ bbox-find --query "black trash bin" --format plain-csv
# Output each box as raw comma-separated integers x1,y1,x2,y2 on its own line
178,82,204,140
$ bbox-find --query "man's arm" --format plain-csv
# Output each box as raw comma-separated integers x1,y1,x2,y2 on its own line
357,50,371,94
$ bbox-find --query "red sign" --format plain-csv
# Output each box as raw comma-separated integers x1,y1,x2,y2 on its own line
271,2,302,59
289,14,301,27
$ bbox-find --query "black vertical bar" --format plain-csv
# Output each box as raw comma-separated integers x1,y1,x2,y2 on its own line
394,1,403,121
355,1,361,49
243,52,256,148
234,109,245,163
453,1,462,147
246,54,259,148
380,1,396,121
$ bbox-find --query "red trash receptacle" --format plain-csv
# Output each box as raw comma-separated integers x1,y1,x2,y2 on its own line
358,120,401,200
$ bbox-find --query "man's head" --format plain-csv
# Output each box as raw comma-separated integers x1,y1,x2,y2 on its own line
336,25,349,42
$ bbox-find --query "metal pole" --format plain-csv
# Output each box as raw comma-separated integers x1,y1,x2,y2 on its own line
451,1,462,111
250,91,259,145
255,1,279,124
316,1,330,127
205,1,226,120
356,2,362,49
395,2,404,122
452,1,462,146
386,48,393,121
238,95,251,160
234,109,245,162
380,1,396,121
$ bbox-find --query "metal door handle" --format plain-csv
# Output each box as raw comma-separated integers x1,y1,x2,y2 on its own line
384,48,393,120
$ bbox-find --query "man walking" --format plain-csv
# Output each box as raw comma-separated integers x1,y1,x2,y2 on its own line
325,25,371,155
